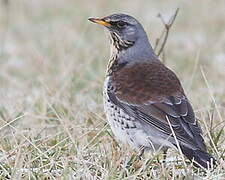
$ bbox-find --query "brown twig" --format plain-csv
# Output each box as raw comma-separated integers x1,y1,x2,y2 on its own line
154,8,180,59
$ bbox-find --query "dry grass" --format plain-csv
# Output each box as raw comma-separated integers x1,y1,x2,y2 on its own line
0,0,225,179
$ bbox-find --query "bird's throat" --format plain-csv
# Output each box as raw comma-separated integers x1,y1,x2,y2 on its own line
106,32,156,76
106,44,129,76
106,45,120,76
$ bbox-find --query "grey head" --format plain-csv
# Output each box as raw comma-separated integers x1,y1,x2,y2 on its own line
89,13,157,64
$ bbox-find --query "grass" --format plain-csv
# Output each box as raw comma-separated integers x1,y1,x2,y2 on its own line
0,0,225,179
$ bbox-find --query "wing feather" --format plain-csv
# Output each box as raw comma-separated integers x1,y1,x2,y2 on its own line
107,61,206,151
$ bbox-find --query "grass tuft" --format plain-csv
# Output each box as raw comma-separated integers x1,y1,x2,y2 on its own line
0,0,225,179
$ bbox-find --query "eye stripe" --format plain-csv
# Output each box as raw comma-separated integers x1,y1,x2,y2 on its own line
117,21,126,28
110,21,128,28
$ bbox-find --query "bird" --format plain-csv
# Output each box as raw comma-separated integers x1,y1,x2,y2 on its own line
88,13,216,169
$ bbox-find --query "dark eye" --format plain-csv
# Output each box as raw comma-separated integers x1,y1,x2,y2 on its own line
116,21,126,28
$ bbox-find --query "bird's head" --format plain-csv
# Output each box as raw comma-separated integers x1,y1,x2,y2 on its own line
89,13,148,50
89,13,156,66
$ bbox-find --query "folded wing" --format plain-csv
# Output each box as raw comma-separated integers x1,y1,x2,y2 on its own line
108,61,206,151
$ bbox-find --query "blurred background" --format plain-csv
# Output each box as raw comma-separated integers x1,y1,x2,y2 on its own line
0,0,224,179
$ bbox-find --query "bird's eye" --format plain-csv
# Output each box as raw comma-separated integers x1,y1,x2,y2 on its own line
116,21,126,28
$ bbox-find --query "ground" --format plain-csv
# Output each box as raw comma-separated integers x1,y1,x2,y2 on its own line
0,0,225,179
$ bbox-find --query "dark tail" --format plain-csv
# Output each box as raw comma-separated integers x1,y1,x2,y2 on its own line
181,146,216,169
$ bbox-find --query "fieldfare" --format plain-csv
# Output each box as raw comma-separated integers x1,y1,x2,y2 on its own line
89,13,215,168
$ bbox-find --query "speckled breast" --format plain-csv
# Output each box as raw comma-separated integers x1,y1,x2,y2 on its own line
103,76,154,149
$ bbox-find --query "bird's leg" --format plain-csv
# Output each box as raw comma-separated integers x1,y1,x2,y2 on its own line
157,148,168,164
162,148,168,163
138,146,145,160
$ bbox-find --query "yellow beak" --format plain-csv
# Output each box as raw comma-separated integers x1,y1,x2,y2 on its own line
88,18,111,27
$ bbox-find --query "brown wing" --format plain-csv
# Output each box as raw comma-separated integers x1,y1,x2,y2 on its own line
108,61,206,150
